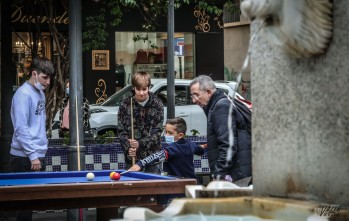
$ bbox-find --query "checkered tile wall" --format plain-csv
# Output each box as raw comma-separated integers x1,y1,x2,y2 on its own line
46,137,210,174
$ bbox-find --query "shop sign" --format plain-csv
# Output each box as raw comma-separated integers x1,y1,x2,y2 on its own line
11,6,69,25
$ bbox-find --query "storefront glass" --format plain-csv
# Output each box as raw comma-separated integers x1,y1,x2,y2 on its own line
115,32,195,84
11,32,51,87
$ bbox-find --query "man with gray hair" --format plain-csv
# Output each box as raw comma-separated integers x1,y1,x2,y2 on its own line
190,75,252,186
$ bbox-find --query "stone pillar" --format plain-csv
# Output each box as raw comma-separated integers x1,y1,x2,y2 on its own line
250,2,349,207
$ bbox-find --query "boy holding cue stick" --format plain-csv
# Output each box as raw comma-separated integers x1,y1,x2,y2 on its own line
117,72,164,173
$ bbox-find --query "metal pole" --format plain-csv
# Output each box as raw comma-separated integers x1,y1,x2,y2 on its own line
68,0,85,171
68,0,86,220
178,56,182,79
167,0,175,119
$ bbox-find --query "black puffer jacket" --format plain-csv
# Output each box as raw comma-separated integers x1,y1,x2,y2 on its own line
204,89,251,182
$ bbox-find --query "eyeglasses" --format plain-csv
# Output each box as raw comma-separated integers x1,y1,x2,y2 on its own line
191,94,199,100
190,90,207,100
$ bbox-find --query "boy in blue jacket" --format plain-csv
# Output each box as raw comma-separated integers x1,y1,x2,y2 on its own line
128,117,206,181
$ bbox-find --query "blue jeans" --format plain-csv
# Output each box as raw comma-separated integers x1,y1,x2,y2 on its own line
10,155,46,221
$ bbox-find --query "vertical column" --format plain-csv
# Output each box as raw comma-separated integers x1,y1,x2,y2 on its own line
68,0,85,171
0,1,17,172
167,0,175,119
67,0,86,220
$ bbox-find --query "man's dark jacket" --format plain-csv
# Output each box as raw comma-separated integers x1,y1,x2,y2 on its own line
203,89,252,182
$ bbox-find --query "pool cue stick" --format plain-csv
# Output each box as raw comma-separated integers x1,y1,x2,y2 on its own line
75,96,81,171
130,97,135,165
120,170,131,175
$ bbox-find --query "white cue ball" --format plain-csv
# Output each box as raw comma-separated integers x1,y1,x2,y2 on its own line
86,172,95,181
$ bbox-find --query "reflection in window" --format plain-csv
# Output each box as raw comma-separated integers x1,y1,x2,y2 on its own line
156,86,189,106
115,32,195,84
12,32,51,86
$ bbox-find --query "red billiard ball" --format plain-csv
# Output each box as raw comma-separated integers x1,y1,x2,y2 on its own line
112,172,121,180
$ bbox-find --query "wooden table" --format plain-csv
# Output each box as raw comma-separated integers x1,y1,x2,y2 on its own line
0,170,196,220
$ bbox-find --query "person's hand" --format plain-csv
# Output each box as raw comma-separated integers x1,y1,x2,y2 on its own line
128,164,141,172
31,159,41,171
128,139,139,157
201,143,207,148
128,147,137,157
128,139,139,149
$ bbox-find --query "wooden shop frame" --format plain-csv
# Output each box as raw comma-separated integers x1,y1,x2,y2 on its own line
92,50,110,70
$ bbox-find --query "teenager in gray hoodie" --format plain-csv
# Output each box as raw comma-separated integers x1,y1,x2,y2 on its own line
10,56,54,221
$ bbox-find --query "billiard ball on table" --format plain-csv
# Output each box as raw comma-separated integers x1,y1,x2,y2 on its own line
110,171,116,179
112,172,121,180
86,172,95,181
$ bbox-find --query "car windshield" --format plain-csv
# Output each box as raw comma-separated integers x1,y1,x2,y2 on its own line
99,85,132,106
99,84,154,106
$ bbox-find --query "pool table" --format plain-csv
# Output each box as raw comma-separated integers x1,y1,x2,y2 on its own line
0,170,196,220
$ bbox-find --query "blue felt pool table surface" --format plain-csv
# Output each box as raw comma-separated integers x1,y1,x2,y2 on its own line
0,169,196,219
0,170,175,186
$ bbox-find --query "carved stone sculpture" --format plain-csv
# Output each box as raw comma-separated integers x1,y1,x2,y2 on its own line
240,0,333,58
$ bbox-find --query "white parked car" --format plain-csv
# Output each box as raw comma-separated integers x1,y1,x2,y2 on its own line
89,78,250,137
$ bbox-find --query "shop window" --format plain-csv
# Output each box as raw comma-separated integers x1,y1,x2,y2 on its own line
155,85,189,106
115,32,195,85
12,32,51,86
